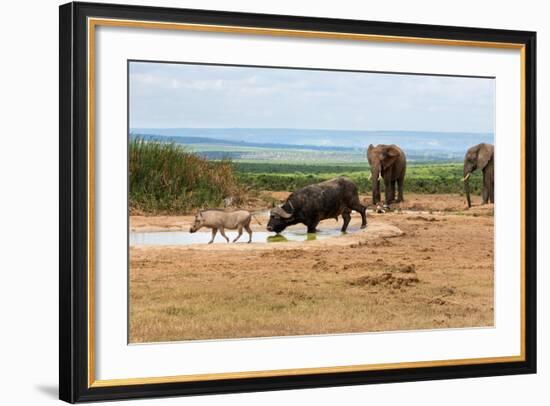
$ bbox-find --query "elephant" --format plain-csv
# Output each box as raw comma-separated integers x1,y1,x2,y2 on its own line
366,144,407,207
462,143,494,208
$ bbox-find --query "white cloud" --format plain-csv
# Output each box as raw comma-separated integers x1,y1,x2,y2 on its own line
129,62,494,132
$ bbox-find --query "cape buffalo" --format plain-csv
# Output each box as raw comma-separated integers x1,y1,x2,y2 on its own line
266,177,367,234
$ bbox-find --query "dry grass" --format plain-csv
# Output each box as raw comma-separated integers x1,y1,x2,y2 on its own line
129,195,493,342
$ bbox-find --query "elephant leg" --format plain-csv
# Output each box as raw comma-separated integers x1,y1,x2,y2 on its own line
384,178,393,205
482,186,489,204
487,165,495,204
341,209,351,232
397,177,404,202
481,171,489,204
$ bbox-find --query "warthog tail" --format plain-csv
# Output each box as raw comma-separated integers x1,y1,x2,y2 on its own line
251,214,262,226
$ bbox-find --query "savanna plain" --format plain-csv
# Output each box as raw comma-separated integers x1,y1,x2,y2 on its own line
129,140,493,343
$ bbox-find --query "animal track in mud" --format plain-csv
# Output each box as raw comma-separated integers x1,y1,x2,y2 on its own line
439,286,456,296
260,249,304,259
393,264,416,273
350,238,394,249
407,215,444,222
313,259,329,271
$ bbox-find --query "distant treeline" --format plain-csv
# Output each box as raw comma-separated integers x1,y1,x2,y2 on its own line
131,133,355,152
198,151,463,163
130,133,480,162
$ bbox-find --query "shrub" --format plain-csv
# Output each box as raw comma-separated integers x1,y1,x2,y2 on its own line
129,139,242,214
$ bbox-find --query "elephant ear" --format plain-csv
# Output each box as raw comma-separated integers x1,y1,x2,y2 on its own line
366,144,374,166
383,145,400,169
477,143,494,170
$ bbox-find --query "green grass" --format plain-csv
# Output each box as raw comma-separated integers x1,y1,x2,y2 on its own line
129,139,242,214
234,162,483,194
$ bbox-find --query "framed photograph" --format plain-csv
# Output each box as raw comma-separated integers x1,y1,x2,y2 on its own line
59,1,536,403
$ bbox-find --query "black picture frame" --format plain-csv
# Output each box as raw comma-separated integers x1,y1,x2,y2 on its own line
59,1,537,403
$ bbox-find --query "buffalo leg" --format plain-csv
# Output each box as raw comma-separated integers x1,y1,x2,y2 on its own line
351,203,367,229
245,224,253,243
219,227,230,243
341,210,351,232
233,225,243,243
307,222,319,234
208,228,217,244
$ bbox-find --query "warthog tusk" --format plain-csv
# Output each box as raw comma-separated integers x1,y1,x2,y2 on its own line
462,173,471,182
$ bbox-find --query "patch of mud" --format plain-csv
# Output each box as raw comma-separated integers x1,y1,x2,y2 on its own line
348,262,420,289
349,272,420,289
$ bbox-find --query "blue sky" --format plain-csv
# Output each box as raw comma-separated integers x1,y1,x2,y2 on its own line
129,61,494,133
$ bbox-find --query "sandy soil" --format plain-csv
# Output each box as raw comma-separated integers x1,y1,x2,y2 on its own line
129,194,494,343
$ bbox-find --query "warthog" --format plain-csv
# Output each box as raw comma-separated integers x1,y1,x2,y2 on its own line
189,209,261,244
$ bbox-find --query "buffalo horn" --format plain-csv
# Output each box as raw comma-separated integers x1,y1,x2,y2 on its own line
271,206,293,219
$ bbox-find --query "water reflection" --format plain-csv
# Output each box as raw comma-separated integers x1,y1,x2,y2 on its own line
130,226,358,246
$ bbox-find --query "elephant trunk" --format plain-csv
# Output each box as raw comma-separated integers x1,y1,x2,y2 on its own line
463,167,472,208
371,167,382,205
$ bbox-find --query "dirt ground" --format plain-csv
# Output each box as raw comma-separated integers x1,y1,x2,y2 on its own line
129,193,494,343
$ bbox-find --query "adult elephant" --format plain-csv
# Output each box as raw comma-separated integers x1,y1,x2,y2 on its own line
366,144,407,207
462,143,494,208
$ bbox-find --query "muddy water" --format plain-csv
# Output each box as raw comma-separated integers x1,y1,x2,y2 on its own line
130,226,363,246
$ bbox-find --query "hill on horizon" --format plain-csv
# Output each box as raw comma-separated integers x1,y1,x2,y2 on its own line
131,128,493,154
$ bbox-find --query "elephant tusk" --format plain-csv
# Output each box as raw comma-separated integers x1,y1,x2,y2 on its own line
462,173,471,182
368,173,372,181
378,173,382,181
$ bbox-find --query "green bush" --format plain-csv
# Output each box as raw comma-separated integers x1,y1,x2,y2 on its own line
129,139,241,213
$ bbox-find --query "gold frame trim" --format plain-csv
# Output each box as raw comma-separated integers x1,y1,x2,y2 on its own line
87,17,527,388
